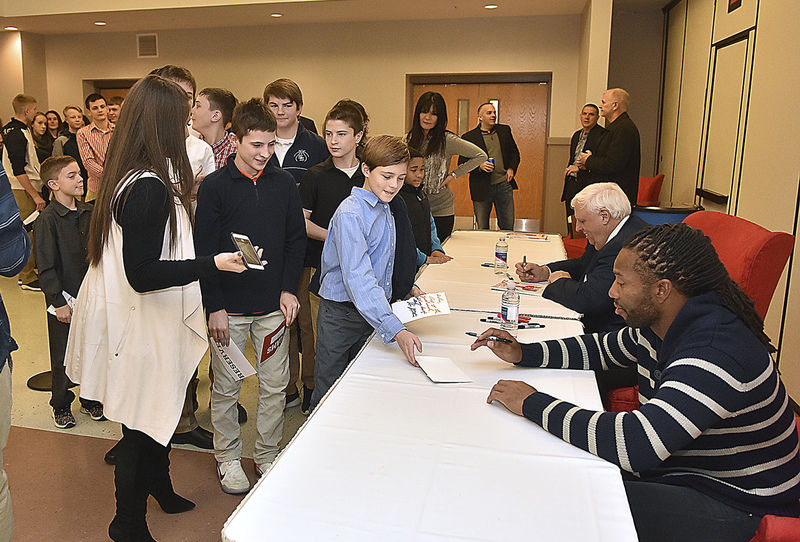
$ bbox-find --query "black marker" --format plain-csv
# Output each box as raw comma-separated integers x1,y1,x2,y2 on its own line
465,332,513,344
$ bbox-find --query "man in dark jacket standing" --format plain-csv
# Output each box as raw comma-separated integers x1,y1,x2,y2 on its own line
562,104,606,234
460,103,520,230
576,88,640,205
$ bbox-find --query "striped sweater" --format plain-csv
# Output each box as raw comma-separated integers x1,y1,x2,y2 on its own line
519,292,800,516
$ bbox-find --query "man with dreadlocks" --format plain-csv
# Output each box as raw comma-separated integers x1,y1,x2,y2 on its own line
472,222,800,542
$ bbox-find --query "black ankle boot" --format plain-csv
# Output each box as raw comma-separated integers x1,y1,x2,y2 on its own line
111,428,157,542
109,514,156,542
149,443,195,514
149,484,195,514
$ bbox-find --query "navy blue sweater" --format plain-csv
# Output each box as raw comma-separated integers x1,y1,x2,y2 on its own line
518,292,800,517
194,156,306,315
268,123,329,185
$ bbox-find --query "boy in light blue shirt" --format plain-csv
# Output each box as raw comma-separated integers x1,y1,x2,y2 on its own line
310,136,422,411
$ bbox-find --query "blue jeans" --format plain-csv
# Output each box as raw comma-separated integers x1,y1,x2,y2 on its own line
473,181,515,230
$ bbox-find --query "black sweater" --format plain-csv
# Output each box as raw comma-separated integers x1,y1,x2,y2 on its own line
113,177,217,293
194,157,306,314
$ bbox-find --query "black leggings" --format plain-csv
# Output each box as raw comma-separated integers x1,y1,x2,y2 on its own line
433,215,455,242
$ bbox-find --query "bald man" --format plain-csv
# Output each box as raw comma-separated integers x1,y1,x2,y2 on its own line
575,88,641,204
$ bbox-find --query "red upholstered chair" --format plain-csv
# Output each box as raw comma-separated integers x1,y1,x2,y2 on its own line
563,236,588,259
749,416,800,542
683,211,795,319
636,174,665,207
606,211,795,413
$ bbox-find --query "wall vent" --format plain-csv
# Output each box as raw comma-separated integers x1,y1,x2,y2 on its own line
136,33,158,58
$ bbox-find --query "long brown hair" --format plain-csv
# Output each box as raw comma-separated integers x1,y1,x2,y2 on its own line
87,74,194,265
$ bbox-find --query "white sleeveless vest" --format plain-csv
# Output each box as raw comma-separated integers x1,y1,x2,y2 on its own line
65,171,208,446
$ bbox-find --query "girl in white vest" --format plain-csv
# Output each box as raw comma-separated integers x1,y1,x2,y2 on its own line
65,74,246,542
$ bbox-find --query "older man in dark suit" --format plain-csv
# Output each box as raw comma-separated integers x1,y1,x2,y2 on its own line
460,103,520,230
516,182,647,396
576,88,641,205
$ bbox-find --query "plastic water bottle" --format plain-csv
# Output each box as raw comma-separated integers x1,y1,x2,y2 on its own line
494,235,508,273
501,280,520,334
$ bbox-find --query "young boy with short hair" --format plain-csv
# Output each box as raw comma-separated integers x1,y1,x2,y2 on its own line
309,135,422,412
34,156,104,427
2,94,43,290
294,100,366,414
194,98,306,493
192,88,238,171
76,93,113,202
263,78,328,184
398,148,452,267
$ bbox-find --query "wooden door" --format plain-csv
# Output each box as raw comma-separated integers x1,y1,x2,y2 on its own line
411,82,548,221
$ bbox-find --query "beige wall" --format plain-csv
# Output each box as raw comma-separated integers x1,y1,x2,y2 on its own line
608,6,664,178
576,0,612,112
659,0,714,205
659,0,800,401
20,33,48,110
43,15,582,139
0,32,23,123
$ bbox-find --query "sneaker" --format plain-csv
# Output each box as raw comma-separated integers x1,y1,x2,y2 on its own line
20,280,41,292
217,459,250,494
301,386,313,416
80,403,106,421
285,390,300,409
254,461,271,477
53,408,76,429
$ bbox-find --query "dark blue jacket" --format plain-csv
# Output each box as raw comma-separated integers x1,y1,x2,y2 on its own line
544,214,648,333
194,156,306,315
0,161,32,371
268,123,329,185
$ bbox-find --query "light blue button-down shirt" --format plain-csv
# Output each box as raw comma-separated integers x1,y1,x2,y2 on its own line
319,187,405,343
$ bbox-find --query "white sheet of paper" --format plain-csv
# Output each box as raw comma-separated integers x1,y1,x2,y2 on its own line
210,340,256,381
392,292,450,324
416,356,472,384
46,290,77,316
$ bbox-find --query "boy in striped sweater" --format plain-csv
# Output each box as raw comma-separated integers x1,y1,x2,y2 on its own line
473,222,800,542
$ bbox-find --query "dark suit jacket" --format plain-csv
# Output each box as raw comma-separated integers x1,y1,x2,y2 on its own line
459,124,520,202
562,124,606,203
543,214,649,333
584,112,641,204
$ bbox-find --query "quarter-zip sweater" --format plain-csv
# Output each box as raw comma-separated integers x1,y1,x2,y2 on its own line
194,155,306,315
518,292,800,517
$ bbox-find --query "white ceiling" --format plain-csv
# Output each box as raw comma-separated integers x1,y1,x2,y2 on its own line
0,0,667,35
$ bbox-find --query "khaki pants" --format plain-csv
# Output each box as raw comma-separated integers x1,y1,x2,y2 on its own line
0,363,13,542
174,372,200,434
287,267,316,393
309,291,321,341
12,190,36,285
211,311,289,465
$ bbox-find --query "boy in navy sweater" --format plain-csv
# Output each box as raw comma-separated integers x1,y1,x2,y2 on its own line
194,99,306,494
263,78,328,411
474,223,800,542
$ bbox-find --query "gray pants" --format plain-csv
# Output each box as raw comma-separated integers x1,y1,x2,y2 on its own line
473,180,515,230
310,299,373,412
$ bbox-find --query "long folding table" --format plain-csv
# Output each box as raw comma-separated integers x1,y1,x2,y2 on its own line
223,230,638,541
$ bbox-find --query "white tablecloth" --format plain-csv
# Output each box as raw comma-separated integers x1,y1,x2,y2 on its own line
222,230,637,542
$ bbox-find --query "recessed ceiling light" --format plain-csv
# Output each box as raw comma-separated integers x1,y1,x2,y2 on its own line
4,26,18,31
484,4,499,8
94,21,107,26
271,13,283,17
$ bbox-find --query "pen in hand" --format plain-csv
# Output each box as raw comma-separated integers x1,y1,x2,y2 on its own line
466,332,513,344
